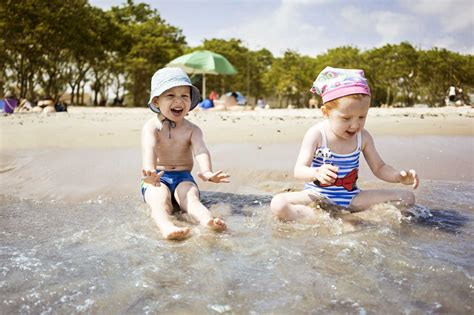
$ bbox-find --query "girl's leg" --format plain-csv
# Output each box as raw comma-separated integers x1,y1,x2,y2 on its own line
271,190,329,221
145,185,190,240
174,182,226,231
350,189,415,211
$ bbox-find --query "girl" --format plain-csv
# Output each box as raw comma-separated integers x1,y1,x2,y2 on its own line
271,67,419,221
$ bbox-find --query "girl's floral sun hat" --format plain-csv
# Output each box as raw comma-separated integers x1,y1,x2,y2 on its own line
310,66,371,103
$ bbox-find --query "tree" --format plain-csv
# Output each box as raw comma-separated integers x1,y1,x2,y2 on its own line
363,42,418,106
316,46,363,69
196,38,248,97
263,50,315,108
108,0,186,107
416,48,473,106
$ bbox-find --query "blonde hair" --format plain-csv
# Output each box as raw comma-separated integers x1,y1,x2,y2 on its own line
321,94,370,116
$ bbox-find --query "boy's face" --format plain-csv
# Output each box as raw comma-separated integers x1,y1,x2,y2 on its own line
154,85,192,121
327,96,370,140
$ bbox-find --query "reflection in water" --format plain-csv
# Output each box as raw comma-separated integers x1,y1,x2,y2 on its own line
1,180,473,314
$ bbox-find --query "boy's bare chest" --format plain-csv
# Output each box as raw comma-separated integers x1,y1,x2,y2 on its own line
154,128,192,155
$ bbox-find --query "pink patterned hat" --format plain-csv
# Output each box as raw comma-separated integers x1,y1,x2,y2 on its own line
310,66,371,103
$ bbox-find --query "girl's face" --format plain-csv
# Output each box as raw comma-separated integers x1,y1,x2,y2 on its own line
326,96,370,140
154,85,191,121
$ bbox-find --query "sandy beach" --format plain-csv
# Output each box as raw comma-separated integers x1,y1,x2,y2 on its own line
0,106,473,201
1,106,472,150
1,104,472,203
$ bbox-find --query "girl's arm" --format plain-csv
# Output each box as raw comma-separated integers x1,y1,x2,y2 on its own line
191,125,229,183
362,129,419,188
294,125,338,184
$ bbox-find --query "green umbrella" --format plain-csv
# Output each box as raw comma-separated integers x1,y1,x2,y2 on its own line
167,50,237,99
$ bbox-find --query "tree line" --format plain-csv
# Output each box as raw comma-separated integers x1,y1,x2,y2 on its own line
1,0,473,108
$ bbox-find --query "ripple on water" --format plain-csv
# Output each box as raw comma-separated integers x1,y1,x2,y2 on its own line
1,181,473,314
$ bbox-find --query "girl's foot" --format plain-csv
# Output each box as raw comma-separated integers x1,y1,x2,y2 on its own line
207,218,227,232
162,226,191,240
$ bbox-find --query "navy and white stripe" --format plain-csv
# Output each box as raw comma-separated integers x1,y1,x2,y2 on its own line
305,124,361,207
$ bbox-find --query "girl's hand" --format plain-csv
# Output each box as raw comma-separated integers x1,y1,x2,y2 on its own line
198,170,230,183
399,169,419,189
313,164,339,185
142,169,164,186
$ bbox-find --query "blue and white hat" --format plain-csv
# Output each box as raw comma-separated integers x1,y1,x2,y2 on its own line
148,67,201,113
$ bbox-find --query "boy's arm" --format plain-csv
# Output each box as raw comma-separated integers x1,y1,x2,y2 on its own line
362,130,419,188
141,119,158,171
294,126,338,184
191,125,229,183
141,118,165,185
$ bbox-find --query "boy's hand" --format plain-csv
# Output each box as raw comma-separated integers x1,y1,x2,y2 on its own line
142,169,164,186
399,169,419,189
313,164,339,185
198,170,230,183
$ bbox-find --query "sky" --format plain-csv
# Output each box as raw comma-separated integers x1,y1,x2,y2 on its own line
89,0,474,56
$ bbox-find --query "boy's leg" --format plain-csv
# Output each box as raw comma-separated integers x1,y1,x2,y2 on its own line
350,189,415,211
271,190,328,221
174,182,226,231
145,185,190,240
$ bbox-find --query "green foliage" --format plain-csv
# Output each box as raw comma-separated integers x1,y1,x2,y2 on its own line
263,50,314,107
195,38,248,96
105,0,187,106
190,38,274,102
416,48,473,106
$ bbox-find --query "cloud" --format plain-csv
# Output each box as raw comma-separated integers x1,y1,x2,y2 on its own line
399,0,474,33
281,0,330,4
372,11,420,41
431,36,456,49
341,3,473,54
216,1,331,56
430,36,474,54
341,6,420,45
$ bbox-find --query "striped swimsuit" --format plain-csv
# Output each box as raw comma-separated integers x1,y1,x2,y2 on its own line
304,124,361,207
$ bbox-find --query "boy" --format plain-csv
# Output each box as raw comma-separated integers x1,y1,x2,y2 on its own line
141,67,229,240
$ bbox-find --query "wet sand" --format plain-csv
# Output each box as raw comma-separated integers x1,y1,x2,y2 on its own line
0,106,472,201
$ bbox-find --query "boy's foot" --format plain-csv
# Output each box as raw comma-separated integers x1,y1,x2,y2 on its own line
207,218,227,232
162,226,191,240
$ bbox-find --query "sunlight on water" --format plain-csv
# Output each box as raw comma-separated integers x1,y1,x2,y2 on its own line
1,180,473,314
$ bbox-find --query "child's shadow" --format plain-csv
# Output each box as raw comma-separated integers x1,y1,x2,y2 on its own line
200,191,272,216
412,208,469,234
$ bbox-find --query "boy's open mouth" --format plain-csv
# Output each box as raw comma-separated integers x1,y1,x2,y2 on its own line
170,107,184,116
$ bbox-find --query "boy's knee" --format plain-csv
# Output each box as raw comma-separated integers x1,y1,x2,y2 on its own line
270,194,289,218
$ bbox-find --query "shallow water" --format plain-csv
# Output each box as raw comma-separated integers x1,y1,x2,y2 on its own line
1,136,473,314
1,179,473,314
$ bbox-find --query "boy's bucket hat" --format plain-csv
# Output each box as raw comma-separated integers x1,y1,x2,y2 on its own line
310,66,371,103
148,67,201,113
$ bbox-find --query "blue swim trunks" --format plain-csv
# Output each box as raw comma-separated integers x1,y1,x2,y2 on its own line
141,170,197,202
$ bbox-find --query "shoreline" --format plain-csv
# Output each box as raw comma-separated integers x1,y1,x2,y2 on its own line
1,106,473,202
1,106,472,150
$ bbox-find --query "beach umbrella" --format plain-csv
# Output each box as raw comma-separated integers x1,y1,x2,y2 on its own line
167,50,237,99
